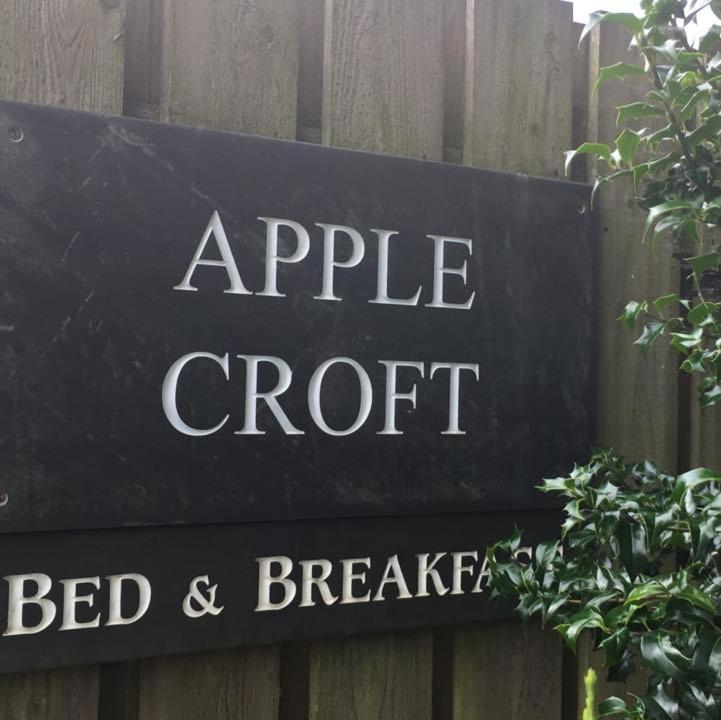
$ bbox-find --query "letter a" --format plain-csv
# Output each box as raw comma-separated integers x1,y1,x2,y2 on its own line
173,211,251,295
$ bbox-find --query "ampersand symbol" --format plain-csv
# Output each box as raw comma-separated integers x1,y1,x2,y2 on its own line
183,575,224,618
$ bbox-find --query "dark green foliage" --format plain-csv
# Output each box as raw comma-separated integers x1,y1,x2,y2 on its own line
494,4,721,717
566,0,721,406
486,451,721,719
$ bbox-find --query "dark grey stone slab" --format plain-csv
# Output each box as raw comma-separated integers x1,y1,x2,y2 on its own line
0,100,596,533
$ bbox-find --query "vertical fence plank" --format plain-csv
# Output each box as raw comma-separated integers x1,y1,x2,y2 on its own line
573,21,679,714
464,0,572,178
442,0,466,164
310,632,433,720
689,236,721,472
137,648,280,720
0,0,124,113
322,0,443,160
122,0,162,120
158,0,299,137
454,622,563,720
0,1,125,717
308,2,443,718
589,23,678,470
120,1,300,718
297,0,324,143
691,381,721,470
0,668,100,720
570,21,589,184
452,2,574,719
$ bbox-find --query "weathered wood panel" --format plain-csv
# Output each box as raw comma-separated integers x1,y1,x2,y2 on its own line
297,0,324,142
137,648,280,720
122,0,162,119
691,383,721,469
307,3,442,717
453,623,562,720
588,23,678,470
322,0,444,160
689,236,721,472
464,0,573,178
451,3,573,718
0,667,99,720
0,0,124,113
122,1,297,716
443,0,466,162
571,21,590,184
157,0,299,137
310,632,433,720
0,1,125,717
573,21,678,714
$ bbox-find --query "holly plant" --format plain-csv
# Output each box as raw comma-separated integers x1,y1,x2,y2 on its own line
487,451,721,719
566,0,721,406
486,2,721,718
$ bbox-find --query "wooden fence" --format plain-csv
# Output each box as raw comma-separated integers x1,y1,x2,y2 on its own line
0,0,695,718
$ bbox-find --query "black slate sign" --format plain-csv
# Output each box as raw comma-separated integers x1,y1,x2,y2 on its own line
0,510,558,672
0,100,595,534
0,101,596,671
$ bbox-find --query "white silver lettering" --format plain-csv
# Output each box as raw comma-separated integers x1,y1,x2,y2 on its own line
425,236,475,310
255,556,296,611
314,224,365,301
173,211,250,295
236,355,303,435
308,357,372,436
162,352,230,437
257,218,310,297
430,362,480,435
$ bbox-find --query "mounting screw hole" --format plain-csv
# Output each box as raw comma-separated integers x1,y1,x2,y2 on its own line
7,127,23,143
0,492,9,507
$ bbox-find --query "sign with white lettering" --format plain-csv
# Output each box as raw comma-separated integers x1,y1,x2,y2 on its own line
0,101,595,669
0,511,557,672
0,101,595,533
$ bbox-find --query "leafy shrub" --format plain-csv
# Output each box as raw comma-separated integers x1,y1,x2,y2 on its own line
487,451,721,718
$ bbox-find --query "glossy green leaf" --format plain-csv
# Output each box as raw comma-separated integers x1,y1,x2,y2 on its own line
617,101,665,125
634,321,666,354
687,251,721,285
642,200,695,243
595,61,647,92
564,143,612,175
579,11,644,45
640,633,692,680
616,128,641,165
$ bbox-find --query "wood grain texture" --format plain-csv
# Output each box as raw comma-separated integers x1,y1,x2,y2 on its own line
137,648,280,720
309,631,432,720
571,21,590,184
464,0,573,177
588,23,678,468
691,382,721,469
689,238,721,471
310,3,440,716
571,22,679,716
122,0,162,119
453,622,562,720
453,3,572,718
322,0,444,159
0,1,123,716
0,667,99,720
0,0,124,113
158,0,299,137
443,0,466,161
126,1,294,715
297,0,324,138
